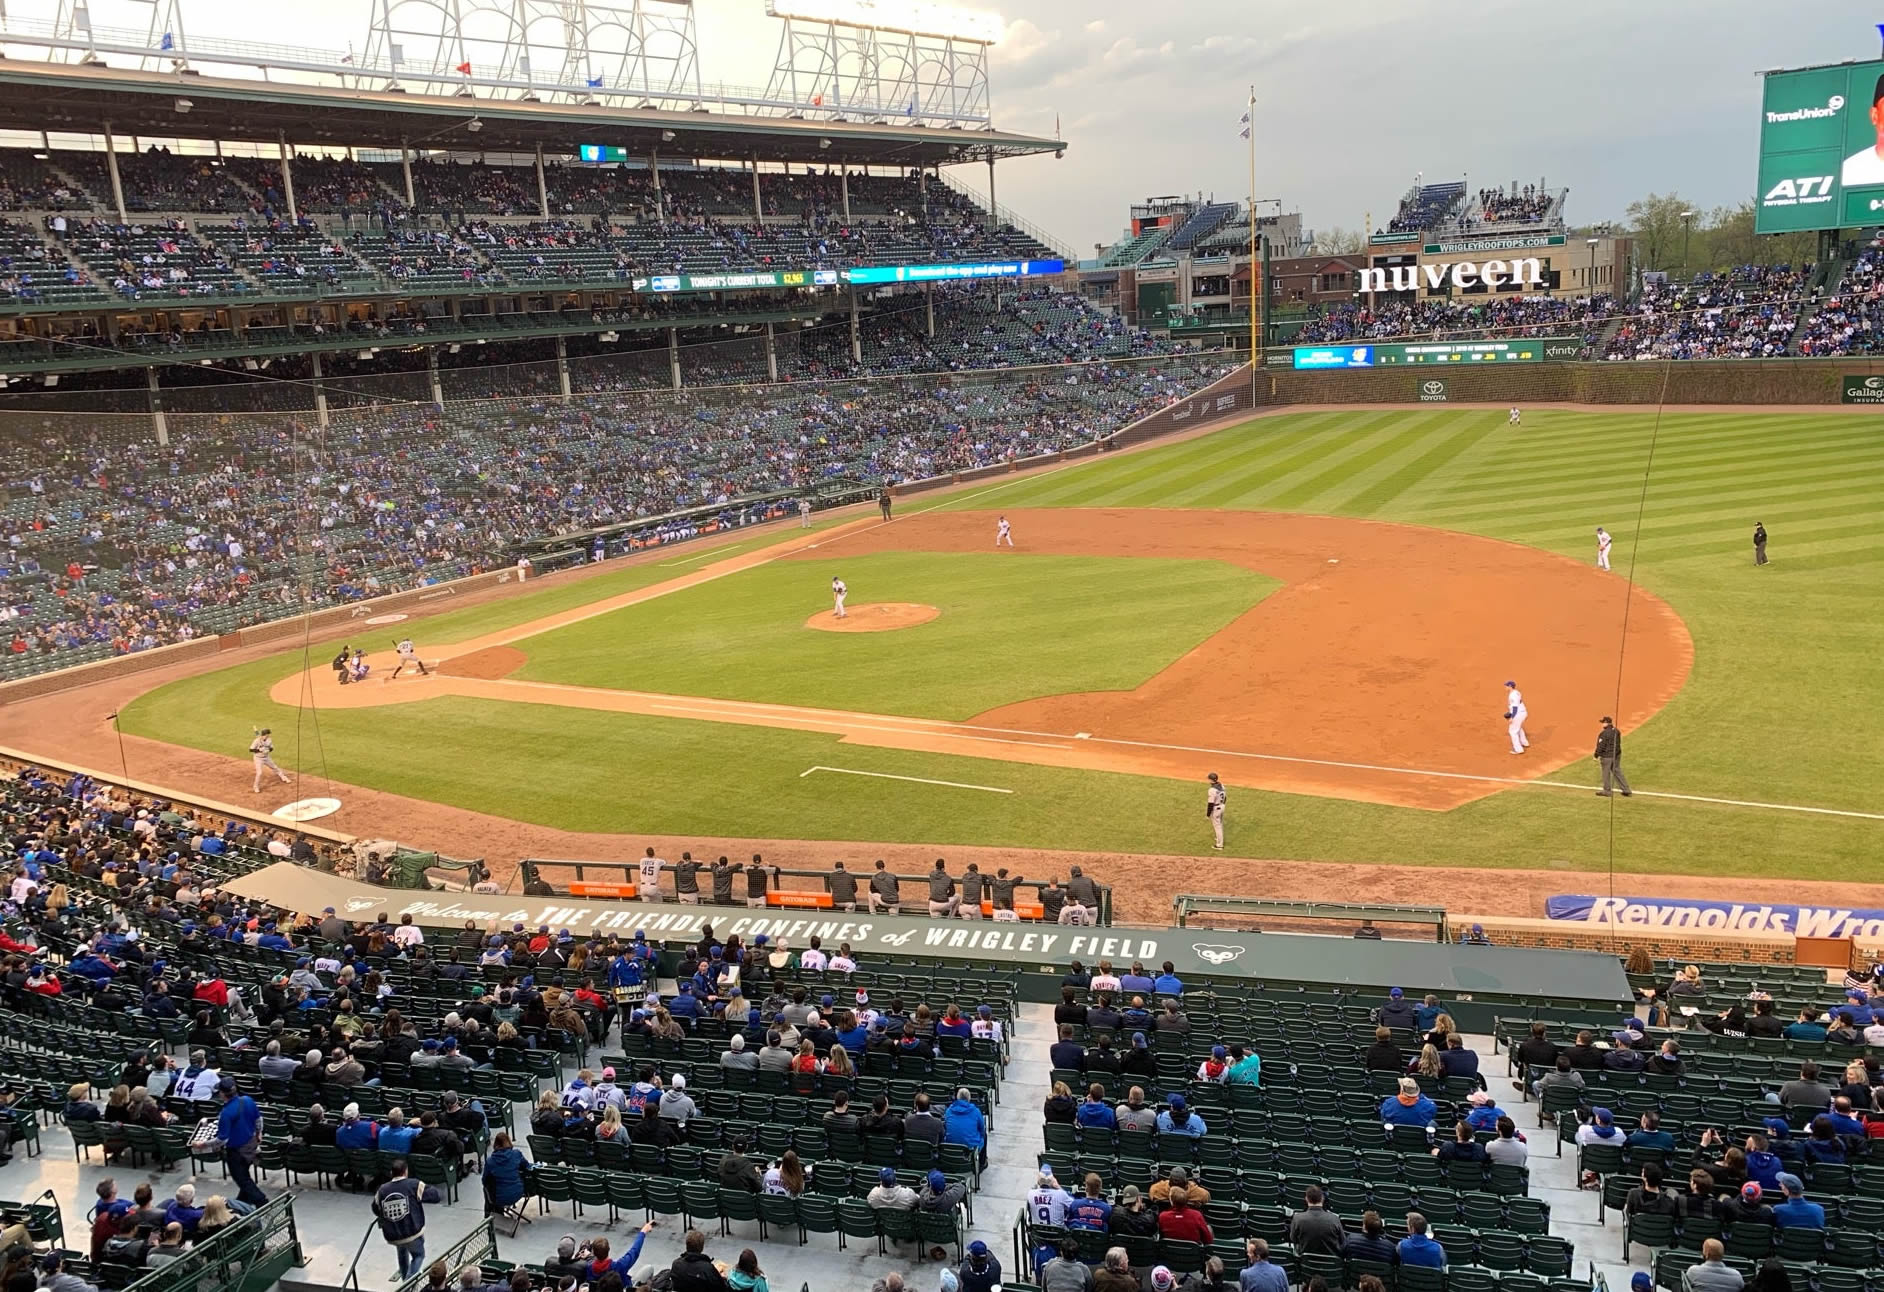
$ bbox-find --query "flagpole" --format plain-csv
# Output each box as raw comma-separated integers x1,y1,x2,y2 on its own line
1247,84,1258,398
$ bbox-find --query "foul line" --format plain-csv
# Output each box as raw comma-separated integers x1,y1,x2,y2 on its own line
800,765,1014,794
496,678,1882,822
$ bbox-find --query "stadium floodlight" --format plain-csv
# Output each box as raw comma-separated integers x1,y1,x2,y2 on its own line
819,137,832,149
661,130,676,142
174,98,192,114
765,0,1003,44
466,117,483,133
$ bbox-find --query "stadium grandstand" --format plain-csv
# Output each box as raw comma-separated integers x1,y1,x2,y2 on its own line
4,10,1884,1292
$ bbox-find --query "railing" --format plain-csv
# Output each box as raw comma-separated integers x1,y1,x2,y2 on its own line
937,169,1077,263
521,857,1114,924
394,1220,499,1292
125,1193,302,1292
1172,894,1450,941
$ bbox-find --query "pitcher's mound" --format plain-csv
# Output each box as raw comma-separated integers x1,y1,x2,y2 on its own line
806,603,940,633
439,645,526,679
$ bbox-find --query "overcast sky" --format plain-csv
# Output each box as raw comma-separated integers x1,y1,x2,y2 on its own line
8,0,1874,251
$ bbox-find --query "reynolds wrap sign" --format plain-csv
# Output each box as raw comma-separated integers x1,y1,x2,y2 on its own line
1548,894,1884,938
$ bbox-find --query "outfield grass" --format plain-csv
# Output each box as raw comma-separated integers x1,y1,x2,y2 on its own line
120,408,1884,877
510,551,1274,719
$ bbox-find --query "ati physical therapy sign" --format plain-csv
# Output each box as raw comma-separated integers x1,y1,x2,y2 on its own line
1547,894,1884,938
1355,258,1544,294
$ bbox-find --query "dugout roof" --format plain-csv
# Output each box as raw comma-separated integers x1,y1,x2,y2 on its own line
226,862,1631,1007
0,61,1063,167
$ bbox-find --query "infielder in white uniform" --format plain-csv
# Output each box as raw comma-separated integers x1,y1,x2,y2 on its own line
1595,527,1612,571
391,637,430,678
830,577,847,619
996,516,1014,547
1503,680,1530,754
250,728,290,792
1205,771,1227,850
637,847,665,902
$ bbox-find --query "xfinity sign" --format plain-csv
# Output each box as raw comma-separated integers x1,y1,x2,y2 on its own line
1355,258,1544,294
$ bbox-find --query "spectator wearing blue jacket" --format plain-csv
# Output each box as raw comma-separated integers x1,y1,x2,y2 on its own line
213,1078,269,1208
1381,1078,1438,1127
336,1104,379,1151
942,1088,988,1169
1153,963,1184,995
608,952,642,989
1074,1086,1116,1131
483,1131,528,1216
1771,1175,1825,1229
668,984,702,1021
378,1109,419,1156
1439,1034,1479,1081
1398,1213,1446,1268
1156,1093,1207,1138
1628,1112,1676,1153
1463,1092,1505,1133
162,1184,204,1235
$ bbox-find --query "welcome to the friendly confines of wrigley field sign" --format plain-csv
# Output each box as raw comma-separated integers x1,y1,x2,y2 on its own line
220,864,1167,964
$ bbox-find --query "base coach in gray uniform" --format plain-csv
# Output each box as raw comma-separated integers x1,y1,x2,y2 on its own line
710,857,738,906
926,860,960,917
958,864,986,919
1594,716,1633,797
868,860,900,914
672,854,702,904
989,869,1022,917
1066,866,1099,915
828,862,859,912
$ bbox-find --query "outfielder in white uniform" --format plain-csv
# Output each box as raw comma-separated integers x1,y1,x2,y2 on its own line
830,577,847,619
1595,527,1612,571
1508,406,1522,425
1205,771,1227,850
391,637,429,679
996,516,1014,547
1503,680,1530,755
250,728,290,792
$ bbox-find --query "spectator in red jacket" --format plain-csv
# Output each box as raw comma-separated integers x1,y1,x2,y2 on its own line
1155,1188,1213,1244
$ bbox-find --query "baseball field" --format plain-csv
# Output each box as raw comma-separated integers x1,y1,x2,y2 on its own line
84,405,1883,891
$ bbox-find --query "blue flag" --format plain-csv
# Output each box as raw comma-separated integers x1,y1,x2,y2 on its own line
160,31,174,50
587,75,603,88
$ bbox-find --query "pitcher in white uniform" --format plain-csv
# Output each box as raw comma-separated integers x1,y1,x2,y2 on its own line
1503,680,1531,754
831,577,847,619
1595,527,1612,571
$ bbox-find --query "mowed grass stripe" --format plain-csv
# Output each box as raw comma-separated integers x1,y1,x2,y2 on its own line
1334,416,1522,516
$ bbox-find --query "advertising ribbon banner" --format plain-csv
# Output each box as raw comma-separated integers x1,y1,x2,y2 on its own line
1547,893,1884,938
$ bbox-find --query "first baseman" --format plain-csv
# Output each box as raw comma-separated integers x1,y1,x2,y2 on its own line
1205,771,1227,850
250,727,290,792
831,576,847,618
1596,527,1612,571
391,637,430,678
996,515,1014,547
1503,680,1530,754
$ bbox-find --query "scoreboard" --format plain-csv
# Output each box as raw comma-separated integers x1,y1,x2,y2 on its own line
1291,338,1566,369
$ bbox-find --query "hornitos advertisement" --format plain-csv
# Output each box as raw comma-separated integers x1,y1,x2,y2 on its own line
1756,57,1884,233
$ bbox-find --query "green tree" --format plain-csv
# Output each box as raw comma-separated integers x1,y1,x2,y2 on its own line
1625,192,1699,273
1313,226,1364,255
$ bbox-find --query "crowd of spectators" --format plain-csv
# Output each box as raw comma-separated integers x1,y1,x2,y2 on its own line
1384,181,1466,235
1794,245,1884,357
1603,265,1810,361
1294,294,1617,347
1475,185,1553,225
0,326,1224,661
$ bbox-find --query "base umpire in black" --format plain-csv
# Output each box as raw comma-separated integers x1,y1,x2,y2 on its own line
1594,716,1632,797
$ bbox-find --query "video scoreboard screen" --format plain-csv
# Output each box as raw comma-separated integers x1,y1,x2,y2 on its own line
1756,58,1884,234
1291,339,1560,368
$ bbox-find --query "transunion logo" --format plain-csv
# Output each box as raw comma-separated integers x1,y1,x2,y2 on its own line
1765,93,1845,123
